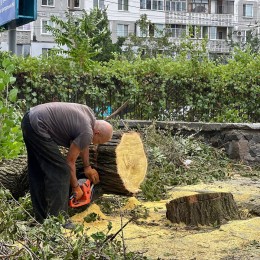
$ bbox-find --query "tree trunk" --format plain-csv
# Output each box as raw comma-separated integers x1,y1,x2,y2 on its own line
0,131,148,199
166,192,240,226
78,131,148,196
0,156,28,199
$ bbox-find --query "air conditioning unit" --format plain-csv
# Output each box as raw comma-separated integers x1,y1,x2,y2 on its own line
235,31,242,37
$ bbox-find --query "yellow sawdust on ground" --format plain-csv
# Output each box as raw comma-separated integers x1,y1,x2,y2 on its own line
122,196,141,210
70,177,260,259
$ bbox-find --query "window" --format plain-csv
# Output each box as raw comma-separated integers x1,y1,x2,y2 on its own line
188,25,208,39
171,0,186,12
243,30,251,43
243,4,253,17
93,0,105,9
68,0,80,8
17,45,31,57
41,20,53,35
140,0,145,9
42,48,52,56
140,0,152,10
154,24,164,37
191,0,208,13
140,0,164,10
189,25,195,38
152,0,163,10
217,5,223,14
209,26,217,40
118,0,128,11
136,24,148,37
166,24,186,38
42,0,54,6
17,24,31,31
165,1,171,11
117,24,128,37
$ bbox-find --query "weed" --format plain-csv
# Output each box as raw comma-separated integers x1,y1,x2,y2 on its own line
140,125,232,201
0,188,147,259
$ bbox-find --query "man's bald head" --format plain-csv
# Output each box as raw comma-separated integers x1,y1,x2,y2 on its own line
92,120,113,144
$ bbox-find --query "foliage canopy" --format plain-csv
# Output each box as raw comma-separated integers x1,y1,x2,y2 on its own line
46,8,123,68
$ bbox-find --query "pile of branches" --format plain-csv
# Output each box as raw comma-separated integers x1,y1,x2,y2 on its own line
0,188,146,259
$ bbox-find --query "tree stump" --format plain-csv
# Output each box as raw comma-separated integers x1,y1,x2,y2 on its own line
78,131,148,196
166,192,240,226
0,156,29,199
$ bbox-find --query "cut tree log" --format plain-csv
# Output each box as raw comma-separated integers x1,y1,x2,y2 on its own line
0,156,29,199
77,131,148,196
0,131,148,199
166,192,240,226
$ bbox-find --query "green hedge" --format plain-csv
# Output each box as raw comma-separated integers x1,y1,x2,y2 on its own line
11,50,260,122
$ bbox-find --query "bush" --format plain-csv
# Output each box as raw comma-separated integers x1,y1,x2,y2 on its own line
140,125,231,201
11,49,260,122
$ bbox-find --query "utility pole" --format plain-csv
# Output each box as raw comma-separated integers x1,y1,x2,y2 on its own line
8,20,17,55
69,0,74,11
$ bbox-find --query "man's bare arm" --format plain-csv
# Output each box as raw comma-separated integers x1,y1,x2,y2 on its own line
80,148,100,184
66,142,81,188
79,148,91,170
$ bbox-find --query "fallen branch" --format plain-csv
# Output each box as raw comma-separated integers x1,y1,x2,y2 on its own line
102,217,134,245
0,243,21,259
105,100,129,120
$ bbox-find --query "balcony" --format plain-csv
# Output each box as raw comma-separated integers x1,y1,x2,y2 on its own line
0,31,31,44
208,39,230,53
166,12,234,27
168,37,230,53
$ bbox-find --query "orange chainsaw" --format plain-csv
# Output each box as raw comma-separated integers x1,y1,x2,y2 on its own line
69,179,94,208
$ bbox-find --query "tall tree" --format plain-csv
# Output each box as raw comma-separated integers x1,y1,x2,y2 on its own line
228,25,260,54
46,8,122,68
124,14,176,59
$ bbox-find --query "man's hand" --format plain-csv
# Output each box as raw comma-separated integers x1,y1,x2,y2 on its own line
85,166,100,184
72,185,84,200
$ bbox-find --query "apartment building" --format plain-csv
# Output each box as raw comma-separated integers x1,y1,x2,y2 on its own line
0,0,259,56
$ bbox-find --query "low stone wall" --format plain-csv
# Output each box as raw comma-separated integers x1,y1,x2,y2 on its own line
118,120,260,165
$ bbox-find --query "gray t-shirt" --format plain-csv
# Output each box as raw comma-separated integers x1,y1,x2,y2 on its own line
29,102,96,149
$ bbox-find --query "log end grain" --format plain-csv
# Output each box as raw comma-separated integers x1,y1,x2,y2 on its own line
115,132,148,194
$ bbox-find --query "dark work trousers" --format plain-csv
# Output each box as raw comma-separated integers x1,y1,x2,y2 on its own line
21,112,70,223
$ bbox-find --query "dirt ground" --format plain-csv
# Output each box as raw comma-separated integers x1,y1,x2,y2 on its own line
70,176,260,260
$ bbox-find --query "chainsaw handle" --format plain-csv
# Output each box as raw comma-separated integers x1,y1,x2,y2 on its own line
69,179,92,208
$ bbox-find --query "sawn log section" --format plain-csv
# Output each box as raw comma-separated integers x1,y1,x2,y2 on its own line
77,131,148,196
0,131,147,199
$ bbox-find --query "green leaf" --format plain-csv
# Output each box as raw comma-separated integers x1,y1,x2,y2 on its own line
9,76,16,84
83,212,99,223
2,58,12,68
0,70,6,78
0,107,8,113
0,81,5,91
8,88,18,102
107,221,112,231
91,231,105,241
5,64,15,74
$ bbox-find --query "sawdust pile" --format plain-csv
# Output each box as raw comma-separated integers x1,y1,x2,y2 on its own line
70,177,260,260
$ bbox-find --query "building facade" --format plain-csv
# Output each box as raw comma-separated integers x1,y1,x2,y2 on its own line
0,0,259,56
